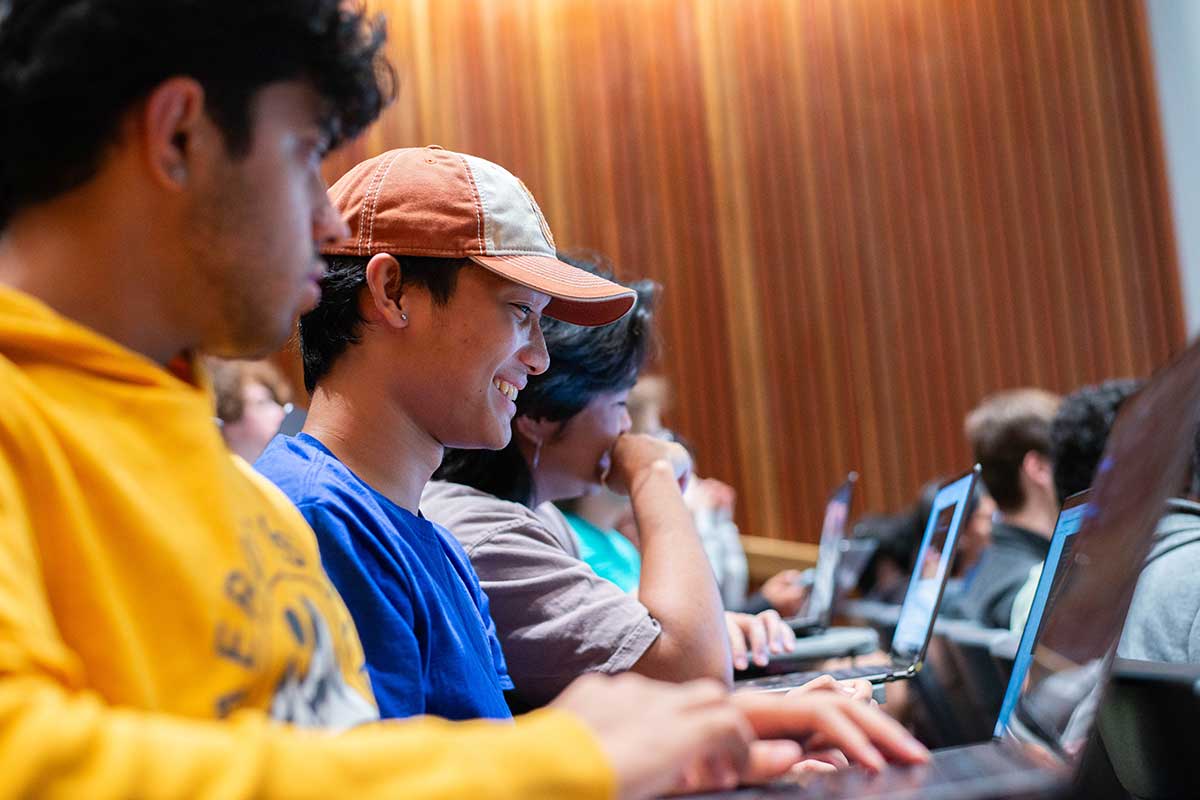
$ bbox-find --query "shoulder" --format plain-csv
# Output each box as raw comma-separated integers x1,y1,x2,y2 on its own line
421,480,557,550
991,523,1050,560
255,435,381,521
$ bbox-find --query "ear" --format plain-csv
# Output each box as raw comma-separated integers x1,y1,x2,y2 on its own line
1022,450,1054,490
140,77,208,190
363,253,409,329
514,415,560,448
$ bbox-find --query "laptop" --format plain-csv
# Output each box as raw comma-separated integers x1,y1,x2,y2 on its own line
735,466,980,692
991,490,1091,741
703,339,1200,799
787,473,859,636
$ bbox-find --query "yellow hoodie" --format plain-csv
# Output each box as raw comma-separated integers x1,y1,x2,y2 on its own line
0,284,614,799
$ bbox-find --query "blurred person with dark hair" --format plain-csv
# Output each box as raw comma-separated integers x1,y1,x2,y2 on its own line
1049,378,1144,502
428,255,805,706
210,358,293,461
941,389,1060,628
0,6,928,797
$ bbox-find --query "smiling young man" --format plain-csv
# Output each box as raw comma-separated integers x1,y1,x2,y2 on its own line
254,146,640,721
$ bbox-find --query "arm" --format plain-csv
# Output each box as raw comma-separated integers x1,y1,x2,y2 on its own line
606,435,732,685
463,517,663,708
0,678,614,799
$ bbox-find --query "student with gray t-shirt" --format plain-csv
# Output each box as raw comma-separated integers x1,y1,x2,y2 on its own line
428,257,799,709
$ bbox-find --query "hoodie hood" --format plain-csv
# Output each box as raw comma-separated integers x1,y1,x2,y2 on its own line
0,283,206,393
1150,497,1200,564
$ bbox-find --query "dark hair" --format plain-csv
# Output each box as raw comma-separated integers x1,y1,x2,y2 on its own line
299,254,466,392
964,389,1060,511
0,0,395,229
1050,378,1143,503
435,252,658,506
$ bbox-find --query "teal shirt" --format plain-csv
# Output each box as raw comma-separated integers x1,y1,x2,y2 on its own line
562,511,642,593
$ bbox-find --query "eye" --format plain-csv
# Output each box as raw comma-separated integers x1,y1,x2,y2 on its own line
511,303,534,321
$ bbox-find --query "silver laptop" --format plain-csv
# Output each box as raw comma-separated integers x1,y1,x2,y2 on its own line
788,473,858,635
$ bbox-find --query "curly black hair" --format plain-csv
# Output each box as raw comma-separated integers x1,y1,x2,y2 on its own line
1050,378,1144,503
0,0,395,229
435,251,658,506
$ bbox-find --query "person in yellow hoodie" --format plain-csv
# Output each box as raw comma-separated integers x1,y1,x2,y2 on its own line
0,1,928,797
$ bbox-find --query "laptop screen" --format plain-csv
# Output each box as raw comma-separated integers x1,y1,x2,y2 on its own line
891,467,978,662
997,341,1200,767
993,491,1091,738
801,474,857,625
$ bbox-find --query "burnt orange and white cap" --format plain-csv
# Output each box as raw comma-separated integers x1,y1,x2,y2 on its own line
321,146,636,327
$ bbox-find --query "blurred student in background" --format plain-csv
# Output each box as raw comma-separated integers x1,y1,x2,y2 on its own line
210,358,293,461
942,389,1060,628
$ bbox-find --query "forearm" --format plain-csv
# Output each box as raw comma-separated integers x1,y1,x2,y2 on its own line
0,675,613,799
629,462,731,684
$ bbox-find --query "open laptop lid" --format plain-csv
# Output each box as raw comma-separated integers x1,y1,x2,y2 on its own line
998,340,1200,769
889,465,980,668
799,472,858,627
993,489,1091,738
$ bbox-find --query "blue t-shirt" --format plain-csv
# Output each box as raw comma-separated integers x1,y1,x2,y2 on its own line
255,433,513,721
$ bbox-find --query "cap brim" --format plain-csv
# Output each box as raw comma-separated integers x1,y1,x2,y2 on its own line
469,254,637,326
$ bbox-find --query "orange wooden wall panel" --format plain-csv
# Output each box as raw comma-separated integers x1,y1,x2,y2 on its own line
317,0,1184,542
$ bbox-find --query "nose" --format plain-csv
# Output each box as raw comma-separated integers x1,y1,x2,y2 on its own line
522,318,550,375
313,185,350,246
619,407,632,434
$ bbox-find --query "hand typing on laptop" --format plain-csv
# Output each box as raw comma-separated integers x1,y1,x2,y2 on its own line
551,672,927,799
726,609,799,669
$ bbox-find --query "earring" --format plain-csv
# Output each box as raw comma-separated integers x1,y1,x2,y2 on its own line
400,312,408,322
532,439,542,470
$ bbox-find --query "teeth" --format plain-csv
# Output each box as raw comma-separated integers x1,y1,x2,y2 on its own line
493,378,519,402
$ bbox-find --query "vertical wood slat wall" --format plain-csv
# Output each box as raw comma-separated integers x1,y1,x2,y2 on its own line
320,0,1184,542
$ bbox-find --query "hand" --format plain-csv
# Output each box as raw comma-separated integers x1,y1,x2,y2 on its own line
759,569,810,617
604,434,692,496
784,674,876,705
731,690,929,773
790,747,850,776
552,673,762,799
725,610,797,670
686,477,737,514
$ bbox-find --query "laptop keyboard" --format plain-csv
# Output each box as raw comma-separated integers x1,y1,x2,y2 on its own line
832,663,893,680
734,662,893,692
761,743,1036,799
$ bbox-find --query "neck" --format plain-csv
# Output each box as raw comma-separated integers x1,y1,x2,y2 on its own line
303,370,441,513
0,183,189,366
999,501,1056,539
570,492,628,530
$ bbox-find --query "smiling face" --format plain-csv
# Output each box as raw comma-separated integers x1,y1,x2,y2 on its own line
185,81,347,358
396,264,551,450
534,389,634,503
